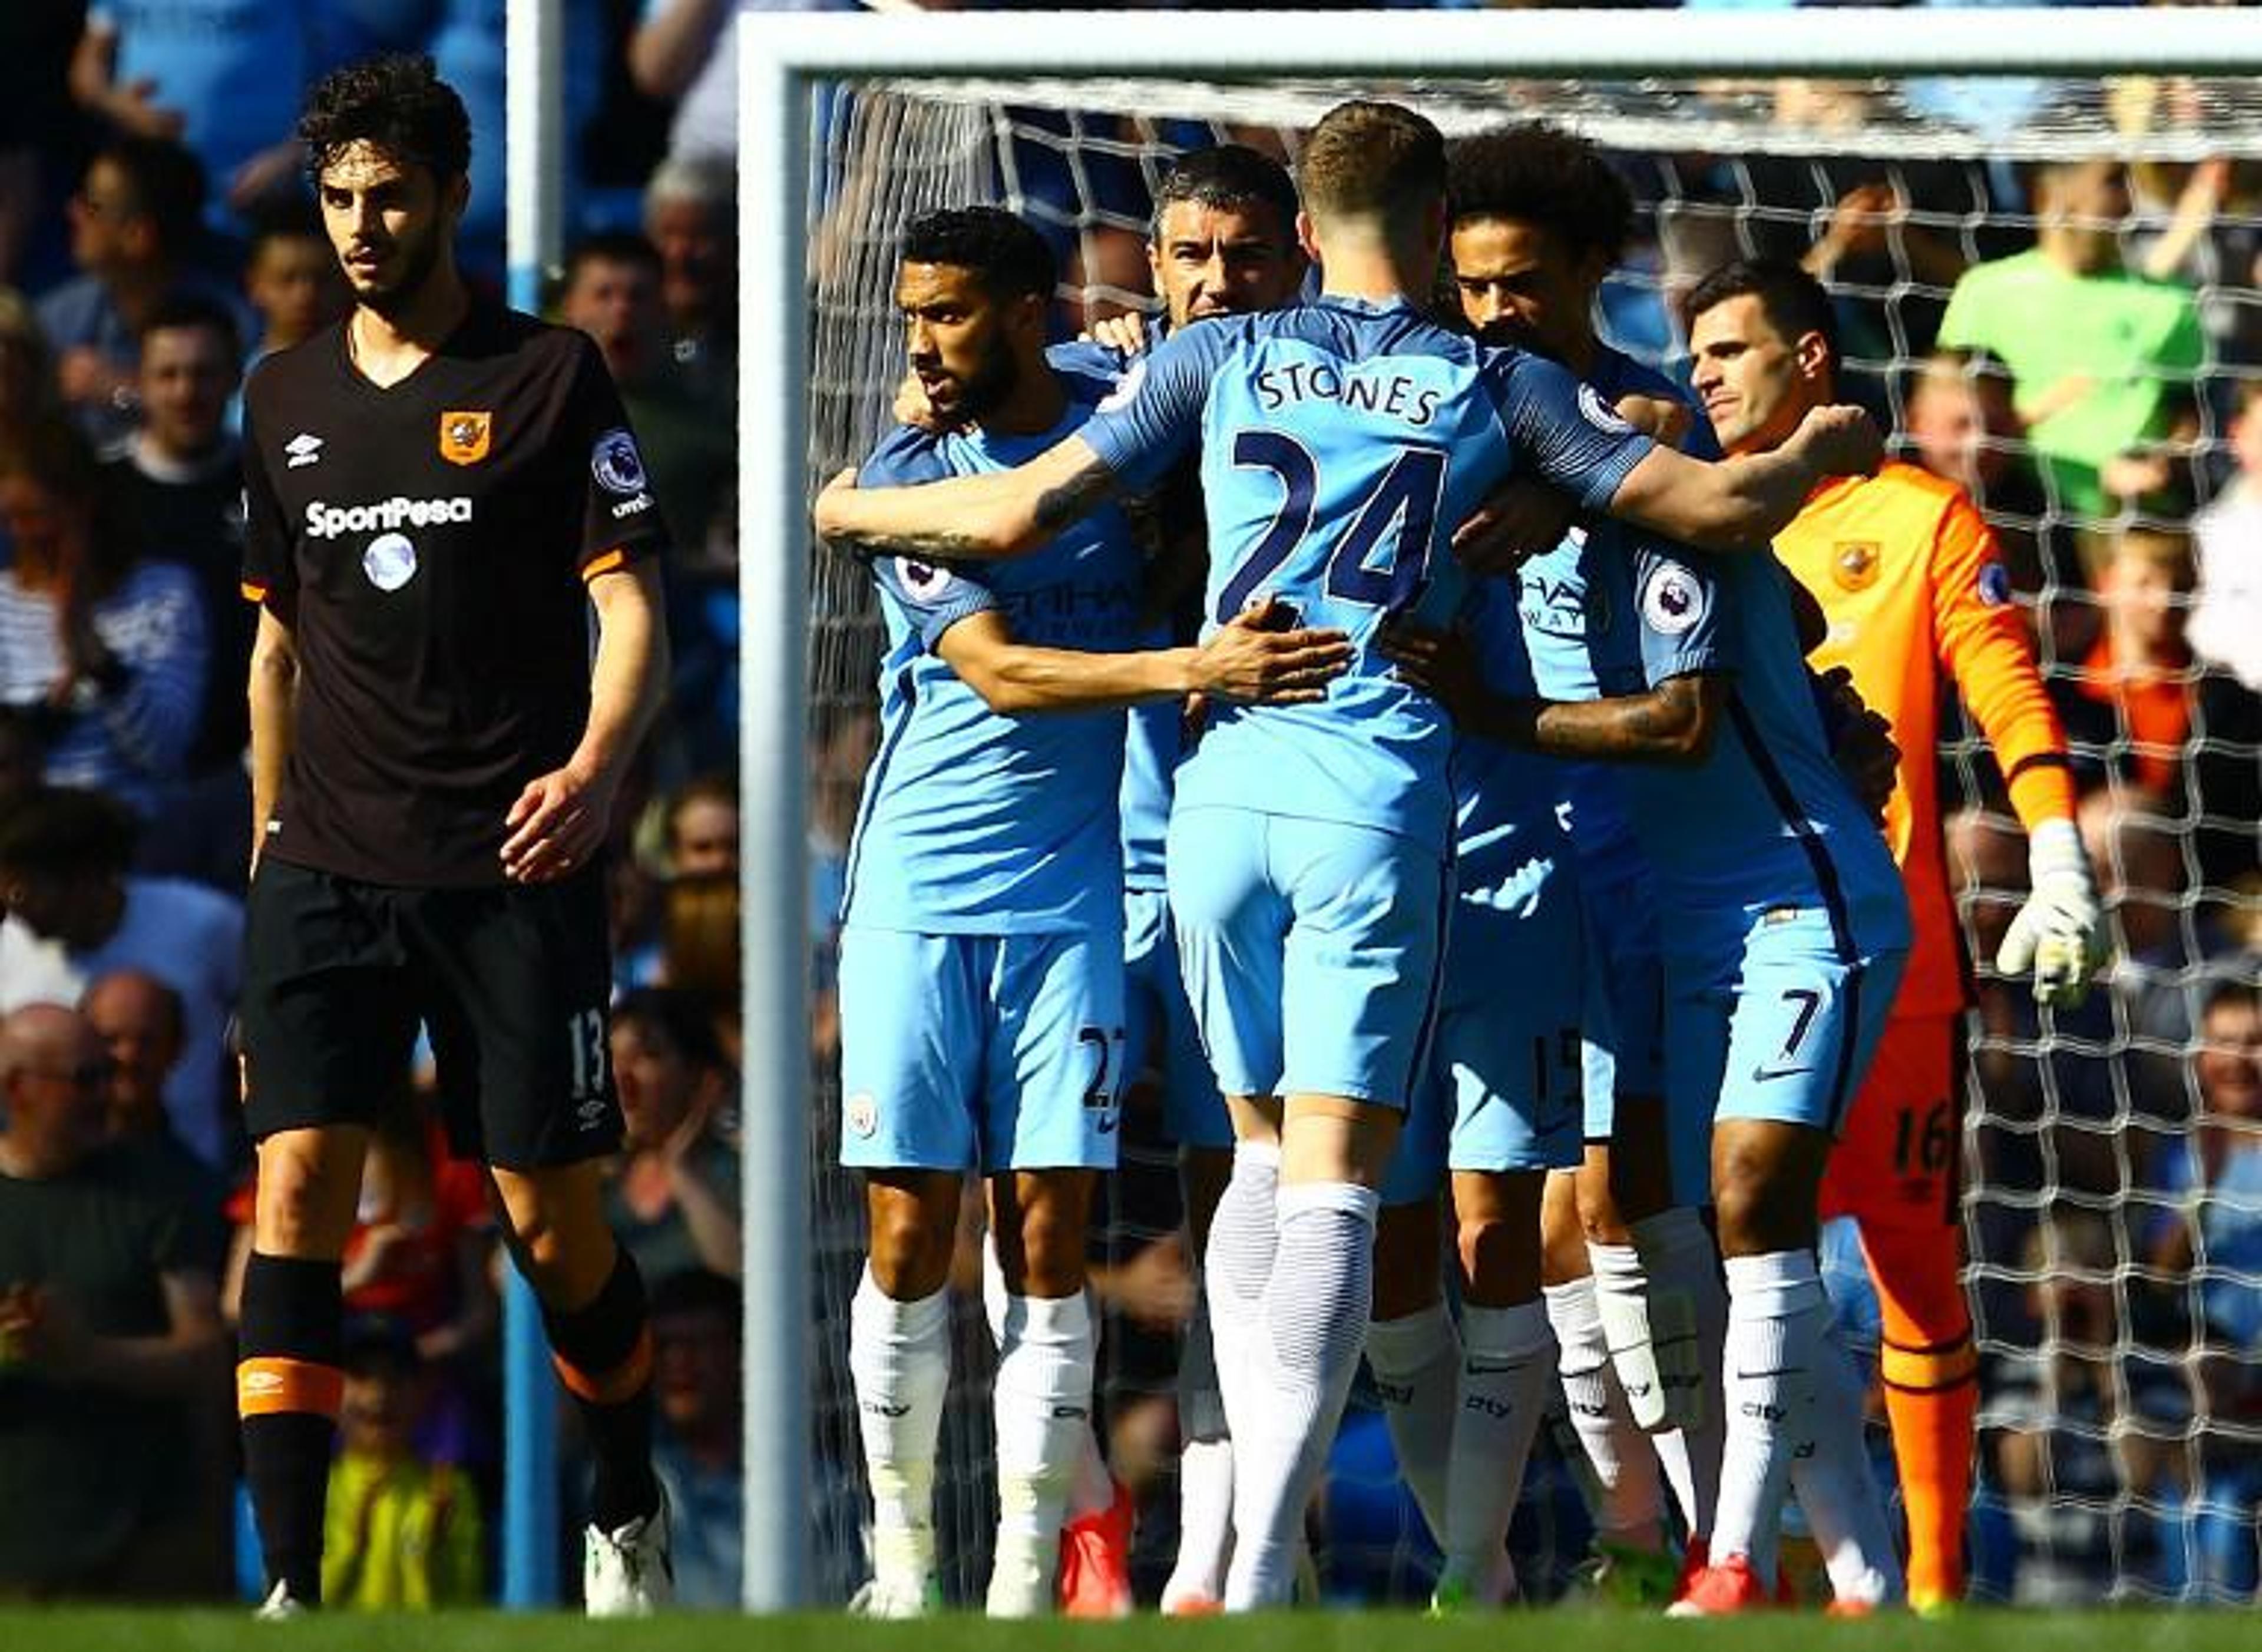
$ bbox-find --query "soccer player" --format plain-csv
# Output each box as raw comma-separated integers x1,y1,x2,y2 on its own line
818,98,1885,1611
1075,144,1312,1616
1686,257,2105,1612
834,205,1348,1619
233,58,673,1616
1440,124,1725,1593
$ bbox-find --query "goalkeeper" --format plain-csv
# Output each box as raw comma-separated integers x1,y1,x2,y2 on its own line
1684,257,2106,1614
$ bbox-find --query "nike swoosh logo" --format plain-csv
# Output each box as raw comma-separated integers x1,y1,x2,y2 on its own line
1734,1367,1805,1381
1750,1066,1813,1084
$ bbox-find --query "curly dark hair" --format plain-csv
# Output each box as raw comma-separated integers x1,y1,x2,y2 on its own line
1447,123,1634,267
901,206,1056,303
299,54,472,187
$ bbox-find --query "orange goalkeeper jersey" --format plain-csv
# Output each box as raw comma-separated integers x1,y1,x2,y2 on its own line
1774,462,2077,1019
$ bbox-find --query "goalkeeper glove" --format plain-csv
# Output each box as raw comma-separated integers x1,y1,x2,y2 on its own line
1995,816,2108,1008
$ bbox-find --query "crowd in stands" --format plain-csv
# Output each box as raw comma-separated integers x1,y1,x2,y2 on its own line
0,0,2256,1612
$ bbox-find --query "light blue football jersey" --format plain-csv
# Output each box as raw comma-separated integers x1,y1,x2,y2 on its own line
1048,335,1180,895
1082,294,1656,849
1517,345,1705,891
841,390,1145,935
1609,529,1912,961
1450,574,1576,902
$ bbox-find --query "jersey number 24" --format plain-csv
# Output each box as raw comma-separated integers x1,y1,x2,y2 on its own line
1218,433,1449,623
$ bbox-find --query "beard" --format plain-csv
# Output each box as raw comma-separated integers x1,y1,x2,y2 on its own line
934,347,1018,425
352,220,447,320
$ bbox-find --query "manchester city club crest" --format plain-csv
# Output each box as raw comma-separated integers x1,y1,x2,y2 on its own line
439,409,492,465
1833,539,1881,591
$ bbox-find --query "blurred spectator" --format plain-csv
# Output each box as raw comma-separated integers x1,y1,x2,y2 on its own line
2057,525,2197,800
37,134,247,448
0,5,89,289
648,1267,743,1608
1939,158,2206,525
657,870,741,1045
0,704,38,809
0,786,242,1170
630,0,852,172
1904,349,2049,587
557,230,736,770
663,771,739,880
81,966,230,1197
641,155,736,410
0,287,64,453
0,1000,230,1598
241,204,348,368
2189,378,2262,693
606,986,741,1283
104,294,250,820
2143,982,2262,1352
320,1316,485,1608
67,1,320,232
1989,1207,2188,1604
0,418,206,813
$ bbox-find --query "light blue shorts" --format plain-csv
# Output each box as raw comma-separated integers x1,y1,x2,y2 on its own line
1578,857,1668,1140
1124,886,1231,1151
1380,862,1587,1206
836,924,1123,1173
1662,905,1909,1209
1168,806,1447,1110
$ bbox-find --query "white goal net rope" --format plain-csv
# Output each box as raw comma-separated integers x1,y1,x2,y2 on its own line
795,67,2262,1607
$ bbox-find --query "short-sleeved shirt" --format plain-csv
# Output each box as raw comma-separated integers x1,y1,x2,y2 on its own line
1937,251,2204,521
1611,532,1912,962
1517,345,1701,891
1080,294,1655,851
240,303,669,888
841,388,1145,936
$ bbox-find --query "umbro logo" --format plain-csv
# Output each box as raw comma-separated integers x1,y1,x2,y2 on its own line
285,433,324,469
860,1400,911,1418
576,1097,609,1129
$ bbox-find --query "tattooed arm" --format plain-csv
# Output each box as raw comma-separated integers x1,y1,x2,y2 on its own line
1378,621,1724,765
814,435,1123,562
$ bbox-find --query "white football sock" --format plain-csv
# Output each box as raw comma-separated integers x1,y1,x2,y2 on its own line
1205,1143,1280,1454
1793,1333,1904,1608
987,1290,1096,1616
1441,1300,1555,1604
1225,1179,1378,1611
986,1230,1115,1524
1544,1277,1666,1550
1589,1240,1667,1432
849,1269,952,1594
1633,1210,1728,1541
1711,1250,1828,1587
1364,1296,1460,1549
1165,1285,1234,1608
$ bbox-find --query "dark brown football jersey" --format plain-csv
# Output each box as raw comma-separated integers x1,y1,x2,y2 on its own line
241,303,669,886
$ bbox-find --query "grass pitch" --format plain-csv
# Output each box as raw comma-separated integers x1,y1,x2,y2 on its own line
6,1609,2261,1652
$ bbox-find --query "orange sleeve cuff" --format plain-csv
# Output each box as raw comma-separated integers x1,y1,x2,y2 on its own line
2006,760,2078,833
581,548,628,581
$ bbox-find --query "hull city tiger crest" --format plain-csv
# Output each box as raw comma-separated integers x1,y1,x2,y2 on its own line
1832,539,1881,592
439,409,493,466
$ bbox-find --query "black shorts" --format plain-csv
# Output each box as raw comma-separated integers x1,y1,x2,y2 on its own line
240,858,622,1168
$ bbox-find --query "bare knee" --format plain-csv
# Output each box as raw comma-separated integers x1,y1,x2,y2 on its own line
867,1188,956,1300
1539,1171,1589,1287
252,1128,367,1258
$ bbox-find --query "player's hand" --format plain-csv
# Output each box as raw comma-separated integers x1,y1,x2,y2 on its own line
1083,311,1153,356
1996,817,2109,1009
1189,597,1352,704
1376,619,1485,721
1094,1234,1196,1332
1792,403,1884,479
1614,392,1692,448
1817,666,1899,824
890,372,949,432
500,762,613,883
1452,478,1578,575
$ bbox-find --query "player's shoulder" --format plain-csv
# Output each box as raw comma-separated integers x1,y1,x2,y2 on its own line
1590,343,1685,406
464,302,597,376
243,320,345,407
859,422,953,488
1871,458,1969,509
1046,335,1130,394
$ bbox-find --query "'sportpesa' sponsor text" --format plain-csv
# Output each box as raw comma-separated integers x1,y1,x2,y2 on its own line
305,496,475,539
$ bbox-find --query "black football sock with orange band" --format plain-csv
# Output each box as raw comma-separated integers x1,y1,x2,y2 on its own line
543,1246,662,1531
239,1252,346,1605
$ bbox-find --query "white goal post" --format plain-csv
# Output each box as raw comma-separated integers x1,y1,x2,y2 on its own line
735,8,2262,1611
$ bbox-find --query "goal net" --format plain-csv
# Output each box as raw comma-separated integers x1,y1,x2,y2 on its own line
745,11,2262,1611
